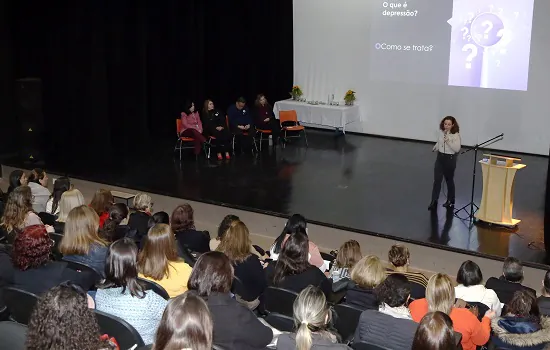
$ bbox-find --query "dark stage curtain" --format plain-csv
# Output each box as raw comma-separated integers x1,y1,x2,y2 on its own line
6,0,293,158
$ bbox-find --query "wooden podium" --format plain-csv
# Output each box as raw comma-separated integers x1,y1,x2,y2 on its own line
475,154,525,227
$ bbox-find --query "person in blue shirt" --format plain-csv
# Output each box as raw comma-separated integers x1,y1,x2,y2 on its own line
227,97,256,153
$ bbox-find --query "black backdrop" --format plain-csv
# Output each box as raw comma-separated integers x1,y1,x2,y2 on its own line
1,0,293,157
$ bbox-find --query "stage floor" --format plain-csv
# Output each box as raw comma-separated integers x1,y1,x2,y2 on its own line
6,130,548,266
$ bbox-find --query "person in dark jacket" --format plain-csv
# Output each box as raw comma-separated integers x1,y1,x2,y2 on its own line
253,94,280,145
227,97,255,153
171,203,210,254
99,203,136,243
202,99,232,160
485,257,536,305
491,290,550,350
343,255,386,310
188,251,273,350
538,270,550,317
128,193,153,247
265,228,331,297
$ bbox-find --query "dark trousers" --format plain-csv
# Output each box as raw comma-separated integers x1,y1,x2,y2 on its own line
431,152,457,202
180,129,206,155
255,118,281,143
233,128,256,152
209,129,232,153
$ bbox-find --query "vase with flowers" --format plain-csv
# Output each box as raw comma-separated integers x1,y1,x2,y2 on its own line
290,85,303,100
344,90,356,106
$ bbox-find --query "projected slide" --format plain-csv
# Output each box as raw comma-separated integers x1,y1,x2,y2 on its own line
370,0,535,91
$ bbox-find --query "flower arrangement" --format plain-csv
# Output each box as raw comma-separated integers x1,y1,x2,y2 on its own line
290,85,303,100
344,90,356,105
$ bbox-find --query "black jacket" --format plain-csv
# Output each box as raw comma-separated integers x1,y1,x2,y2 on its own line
174,229,210,254
205,292,272,350
354,310,417,349
203,109,227,135
128,211,151,246
232,255,267,301
344,283,379,310
485,276,536,305
265,264,331,297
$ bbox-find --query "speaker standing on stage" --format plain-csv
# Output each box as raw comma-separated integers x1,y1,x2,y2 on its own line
429,116,461,211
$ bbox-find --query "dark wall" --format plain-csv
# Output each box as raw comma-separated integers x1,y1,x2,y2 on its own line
0,0,16,157
7,0,293,156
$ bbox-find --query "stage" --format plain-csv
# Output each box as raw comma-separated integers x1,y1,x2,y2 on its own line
5,129,548,266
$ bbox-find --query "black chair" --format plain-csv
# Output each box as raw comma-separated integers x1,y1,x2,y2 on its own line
352,342,391,350
138,277,170,300
176,244,197,267
264,286,298,317
264,312,295,332
95,310,145,349
408,281,426,300
2,287,39,325
0,321,27,350
333,303,363,343
465,301,489,321
38,212,56,226
49,232,64,261
62,258,102,282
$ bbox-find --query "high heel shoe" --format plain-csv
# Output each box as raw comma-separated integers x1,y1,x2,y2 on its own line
428,200,438,211
442,200,455,209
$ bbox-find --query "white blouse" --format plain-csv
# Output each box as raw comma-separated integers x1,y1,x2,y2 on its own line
455,284,502,316
433,131,461,154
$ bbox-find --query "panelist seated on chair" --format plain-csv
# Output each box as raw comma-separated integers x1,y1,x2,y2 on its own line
227,96,256,152
253,93,280,145
202,99,231,160
179,101,207,156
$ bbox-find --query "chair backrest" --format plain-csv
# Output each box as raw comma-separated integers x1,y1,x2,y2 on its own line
264,286,299,317
408,281,426,300
352,341,391,350
137,277,170,300
465,301,489,321
279,110,298,124
0,321,27,350
38,212,56,226
264,312,295,332
2,286,39,324
176,119,181,135
62,258,102,282
49,232,64,261
333,303,364,343
95,309,145,349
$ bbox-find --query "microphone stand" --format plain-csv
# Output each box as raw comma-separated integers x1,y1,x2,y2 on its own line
454,133,504,226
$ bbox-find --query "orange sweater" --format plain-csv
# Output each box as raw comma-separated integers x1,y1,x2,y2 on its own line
409,298,490,350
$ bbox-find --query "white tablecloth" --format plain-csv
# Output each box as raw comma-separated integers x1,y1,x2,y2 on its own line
273,99,360,133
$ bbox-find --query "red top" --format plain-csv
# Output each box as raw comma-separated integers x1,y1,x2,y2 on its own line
409,298,491,350
98,211,109,228
180,111,203,134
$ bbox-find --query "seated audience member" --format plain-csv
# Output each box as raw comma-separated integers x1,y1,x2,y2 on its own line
412,311,457,350
26,282,116,350
1,186,53,242
203,99,232,160
227,97,256,153
7,169,28,194
10,225,95,295
27,168,51,213
171,203,210,254
344,255,386,310
538,270,550,317
89,188,114,228
53,188,85,233
45,176,71,215
151,291,214,350
96,238,168,345
270,214,324,268
138,224,193,298
278,285,351,350
188,251,273,349
99,203,134,243
485,257,536,305
59,205,108,276
491,290,550,350
216,219,267,303
179,100,207,156
128,193,154,245
455,260,502,315
387,244,429,286
148,211,170,228
265,229,331,296
253,94,280,145
354,274,417,349
409,273,495,350
328,240,362,283
212,214,267,259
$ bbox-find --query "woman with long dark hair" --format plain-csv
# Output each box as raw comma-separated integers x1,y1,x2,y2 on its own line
179,100,207,156
46,176,71,215
202,99,231,160
99,203,132,242
7,169,28,194
429,116,461,210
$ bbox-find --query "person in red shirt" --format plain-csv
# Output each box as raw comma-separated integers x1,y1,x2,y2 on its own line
179,101,207,156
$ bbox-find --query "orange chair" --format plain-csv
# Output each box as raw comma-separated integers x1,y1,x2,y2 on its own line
174,119,210,160
255,128,272,151
226,115,257,154
279,110,308,148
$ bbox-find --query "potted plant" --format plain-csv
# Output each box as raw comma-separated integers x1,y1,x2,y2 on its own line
290,85,303,100
344,90,356,106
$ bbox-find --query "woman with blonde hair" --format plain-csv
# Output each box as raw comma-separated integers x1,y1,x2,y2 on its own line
277,285,350,350
59,205,108,276
329,240,362,283
138,223,193,298
217,220,266,303
409,273,495,350
89,189,114,228
53,188,85,233
151,291,214,350
344,255,386,310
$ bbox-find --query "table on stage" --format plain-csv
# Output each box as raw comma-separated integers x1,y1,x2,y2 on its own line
273,99,360,133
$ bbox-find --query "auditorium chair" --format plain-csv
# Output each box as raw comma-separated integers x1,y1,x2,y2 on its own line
137,277,170,300
49,232,64,261
2,287,39,325
408,280,426,300
0,321,27,350
62,258,102,283
265,312,295,332
95,310,145,349
279,110,308,148
264,286,299,317
333,303,364,343
352,341,390,350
